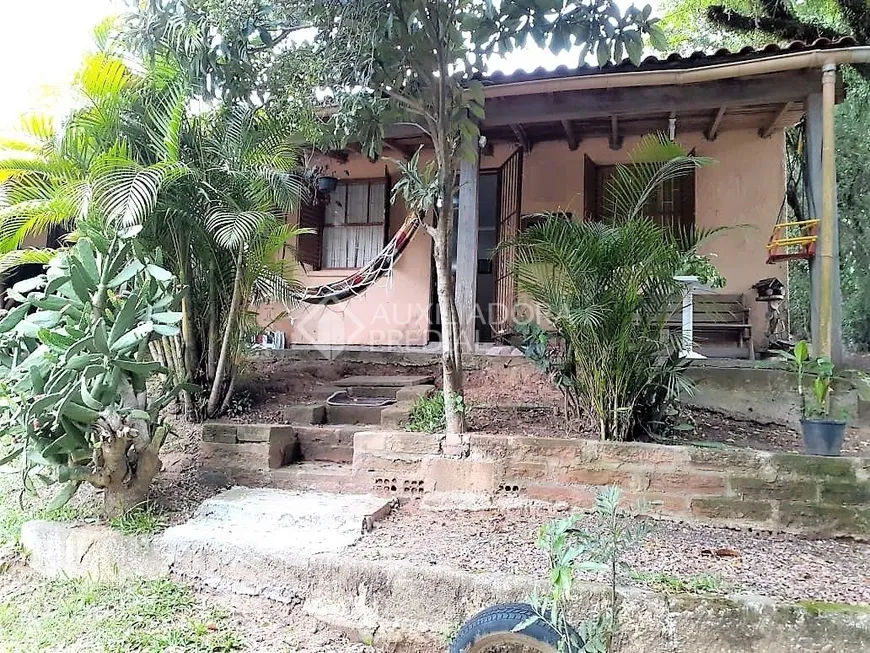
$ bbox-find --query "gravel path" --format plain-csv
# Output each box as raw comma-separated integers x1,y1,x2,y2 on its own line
350,503,870,605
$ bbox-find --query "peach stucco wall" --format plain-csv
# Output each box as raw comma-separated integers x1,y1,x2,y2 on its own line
259,156,433,346
262,128,786,346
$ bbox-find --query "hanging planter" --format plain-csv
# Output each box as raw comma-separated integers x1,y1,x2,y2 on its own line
317,175,339,193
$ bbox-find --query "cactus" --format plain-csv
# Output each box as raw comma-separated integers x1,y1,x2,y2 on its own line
0,224,188,516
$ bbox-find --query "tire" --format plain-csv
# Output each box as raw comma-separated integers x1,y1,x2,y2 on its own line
450,602,580,653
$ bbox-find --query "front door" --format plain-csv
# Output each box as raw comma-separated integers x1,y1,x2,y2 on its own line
427,148,523,343
490,148,523,338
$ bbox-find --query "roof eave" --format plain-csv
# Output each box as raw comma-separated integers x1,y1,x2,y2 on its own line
484,46,870,99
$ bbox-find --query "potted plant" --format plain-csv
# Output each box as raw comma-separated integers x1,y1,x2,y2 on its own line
781,340,847,456
315,165,339,193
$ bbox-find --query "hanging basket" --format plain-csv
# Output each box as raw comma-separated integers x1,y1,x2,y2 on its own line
316,175,339,193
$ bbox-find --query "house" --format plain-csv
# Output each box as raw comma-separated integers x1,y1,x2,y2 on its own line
260,38,864,362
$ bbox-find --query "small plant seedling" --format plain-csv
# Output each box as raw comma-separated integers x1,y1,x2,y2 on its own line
519,486,654,653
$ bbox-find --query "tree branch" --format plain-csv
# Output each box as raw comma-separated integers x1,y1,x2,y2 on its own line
248,24,311,53
706,6,844,42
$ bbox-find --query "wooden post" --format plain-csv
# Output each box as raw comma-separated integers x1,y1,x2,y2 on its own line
806,92,823,353
455,137,480,353
806,69,843,363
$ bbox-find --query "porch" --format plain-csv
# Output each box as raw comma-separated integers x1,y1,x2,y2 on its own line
267,38,855,362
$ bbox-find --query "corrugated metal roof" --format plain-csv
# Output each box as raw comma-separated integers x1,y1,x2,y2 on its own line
483,37,858,85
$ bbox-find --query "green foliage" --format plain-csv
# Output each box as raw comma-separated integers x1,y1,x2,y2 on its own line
0,226,183,507
0,577,243,652
779,340,839,419
406,391,447,433
513,322,581,420
833,69,870,349
679,252,727,288
108,504,168,536
0,41,310,419
524,487,653,653
629,570,724,594
503,135,714,441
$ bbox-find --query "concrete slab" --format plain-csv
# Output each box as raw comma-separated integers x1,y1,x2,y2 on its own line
160,487,392,558
335,375,433,387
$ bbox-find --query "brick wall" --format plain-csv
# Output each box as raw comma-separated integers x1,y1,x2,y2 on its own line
356,432,870,540
202,423,870,539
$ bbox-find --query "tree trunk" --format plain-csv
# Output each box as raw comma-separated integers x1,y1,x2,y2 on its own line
427,123,467,443
169,335,194,417
178,247,199,382
206,274,218,382
95,433,163,518
432,226,466,440
207,247,245,417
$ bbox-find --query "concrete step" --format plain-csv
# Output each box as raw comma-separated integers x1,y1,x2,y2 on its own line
346,386,400,399
294,424,360,446
326,403,385,425
311,385,343,400
294,425,359,463
271,462,363,493
336,375,434,388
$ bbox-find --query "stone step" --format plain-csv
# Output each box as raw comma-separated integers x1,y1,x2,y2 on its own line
345,386,400,399
326,403,385,425
335,375,434,388
271,462,363,493
311,385,343,400
300,444,354,464
293,424,360,445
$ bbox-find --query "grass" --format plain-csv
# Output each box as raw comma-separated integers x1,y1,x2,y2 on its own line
406,391,446,433
0,470,97,552
630,570,726,595
108,504,168,536
0,577,243,652
796,600,870,616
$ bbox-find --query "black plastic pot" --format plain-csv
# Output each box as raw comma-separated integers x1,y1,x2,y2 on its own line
316,175,339,193
800,418,847,456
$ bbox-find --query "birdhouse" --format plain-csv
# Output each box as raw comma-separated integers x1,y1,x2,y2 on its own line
752,277,785,302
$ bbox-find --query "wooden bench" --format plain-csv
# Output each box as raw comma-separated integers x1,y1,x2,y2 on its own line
666,293,754,360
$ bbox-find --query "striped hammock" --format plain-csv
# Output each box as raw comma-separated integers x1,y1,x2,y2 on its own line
290,213,423,305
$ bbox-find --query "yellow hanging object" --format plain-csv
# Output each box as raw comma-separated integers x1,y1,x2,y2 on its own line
766,218,819,263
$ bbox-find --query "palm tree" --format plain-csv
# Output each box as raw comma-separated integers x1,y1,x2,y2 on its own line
0,44,309,418
502,135,714,441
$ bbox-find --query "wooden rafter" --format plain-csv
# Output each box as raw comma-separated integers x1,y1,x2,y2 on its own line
609,116,623,150
705,106,727,141
561,119,578,150
759,102,793,138
481,70,821,129
384,139,415,158
510,124,531,152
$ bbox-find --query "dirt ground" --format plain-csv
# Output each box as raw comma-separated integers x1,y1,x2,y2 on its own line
350,501,870,606
231,358,869,456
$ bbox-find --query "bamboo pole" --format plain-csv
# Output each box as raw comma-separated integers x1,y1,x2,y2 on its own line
819,63,837,359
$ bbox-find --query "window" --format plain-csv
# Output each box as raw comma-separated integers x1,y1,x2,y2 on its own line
322,180,387,269
585,156,695,230
295,179,389,271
